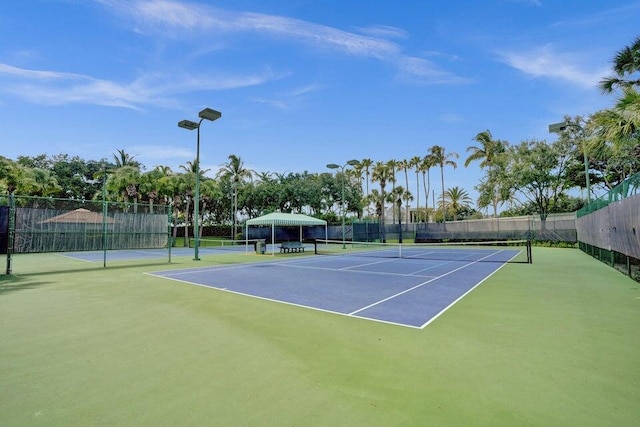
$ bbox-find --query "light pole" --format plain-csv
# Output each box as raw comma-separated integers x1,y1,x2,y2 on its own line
549,120,590,203
327,159,359,248
179,107,222,260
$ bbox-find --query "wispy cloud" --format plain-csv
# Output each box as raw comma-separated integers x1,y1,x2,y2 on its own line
98,0,465,85
0,63,87,81
497,44,608,89
439,113,464,123
0,0,468,109
501,0,542,6
355,25,409,40
0,63,283,109
250,82,323,110
550,2,640,28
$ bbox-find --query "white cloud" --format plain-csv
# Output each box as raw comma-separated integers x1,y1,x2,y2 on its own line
0,63,87,81
497,44,608,89
97,0,465,85
439,113,464,123
502,0,542,6
355,25,409,40
397,57,471,85
0,63,283,109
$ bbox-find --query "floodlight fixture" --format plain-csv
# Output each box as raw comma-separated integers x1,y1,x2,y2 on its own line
548,119,590,203
199,108,222,122
548,122,568,133
178,107,222,260
178,120,199,130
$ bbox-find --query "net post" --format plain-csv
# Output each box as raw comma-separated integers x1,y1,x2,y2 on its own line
527,239,532,264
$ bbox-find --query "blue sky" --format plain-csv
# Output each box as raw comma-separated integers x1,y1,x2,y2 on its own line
1,0,639,205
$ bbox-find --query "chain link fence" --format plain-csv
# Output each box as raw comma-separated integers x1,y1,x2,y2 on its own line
1,195,171,274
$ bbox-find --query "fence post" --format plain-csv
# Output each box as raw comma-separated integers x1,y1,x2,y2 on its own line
5,194,15,275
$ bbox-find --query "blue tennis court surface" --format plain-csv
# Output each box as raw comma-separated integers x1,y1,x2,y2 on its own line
148,253,516,329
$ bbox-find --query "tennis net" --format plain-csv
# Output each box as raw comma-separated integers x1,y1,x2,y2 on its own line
314,239,532,263
189,238,259,253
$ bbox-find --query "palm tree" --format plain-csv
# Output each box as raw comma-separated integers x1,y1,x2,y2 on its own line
587,89,640,189
600,36,640,93
409,156,422,222
199,179,222,234
255,171,273,183
419,155,435,222
429,145,459,224
371,161,392,242
218,154,254,238
107,165,141,212
348,164,365,218
388,185,410,243
465,130,495,169
442,186,473,221
30,168,61,197
179,160,212,243
359,158,374,209
112,149,140,169
465,130,508,217
399,159,412,222
386,159,399,223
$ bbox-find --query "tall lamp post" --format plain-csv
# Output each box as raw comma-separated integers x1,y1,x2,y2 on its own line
327,159,359,248
179,107,222,260
548,120,590,203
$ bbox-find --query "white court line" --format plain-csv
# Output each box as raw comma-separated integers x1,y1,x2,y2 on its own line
278,262,436,279
418,254,512,329
284,253,458,277
56,253,96,263
349,251,501,316
144,271,425,329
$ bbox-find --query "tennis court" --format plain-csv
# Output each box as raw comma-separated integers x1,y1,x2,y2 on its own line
149,242,527,328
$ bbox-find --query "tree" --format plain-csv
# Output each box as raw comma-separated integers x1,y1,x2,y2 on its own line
371,162,392,242
53,155,103,200
106,165,141,211
218,155,254,238
600,36,640,93
30,168,62,197
388,185,412,243
474,152,514,216
418,155,435,222
398,159,412,223
359,158,374,216
441,186,473,221
429,145,459,224
409,156,422,222
506,139,575,222
386,159,399,223
179,160,210,244
465,130,509,217
113,149,142,169
587,89,640,190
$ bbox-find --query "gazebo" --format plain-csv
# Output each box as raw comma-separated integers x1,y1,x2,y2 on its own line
40,208,115,227
245,212,327,255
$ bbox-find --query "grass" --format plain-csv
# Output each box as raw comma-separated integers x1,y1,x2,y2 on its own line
1,248,639,426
